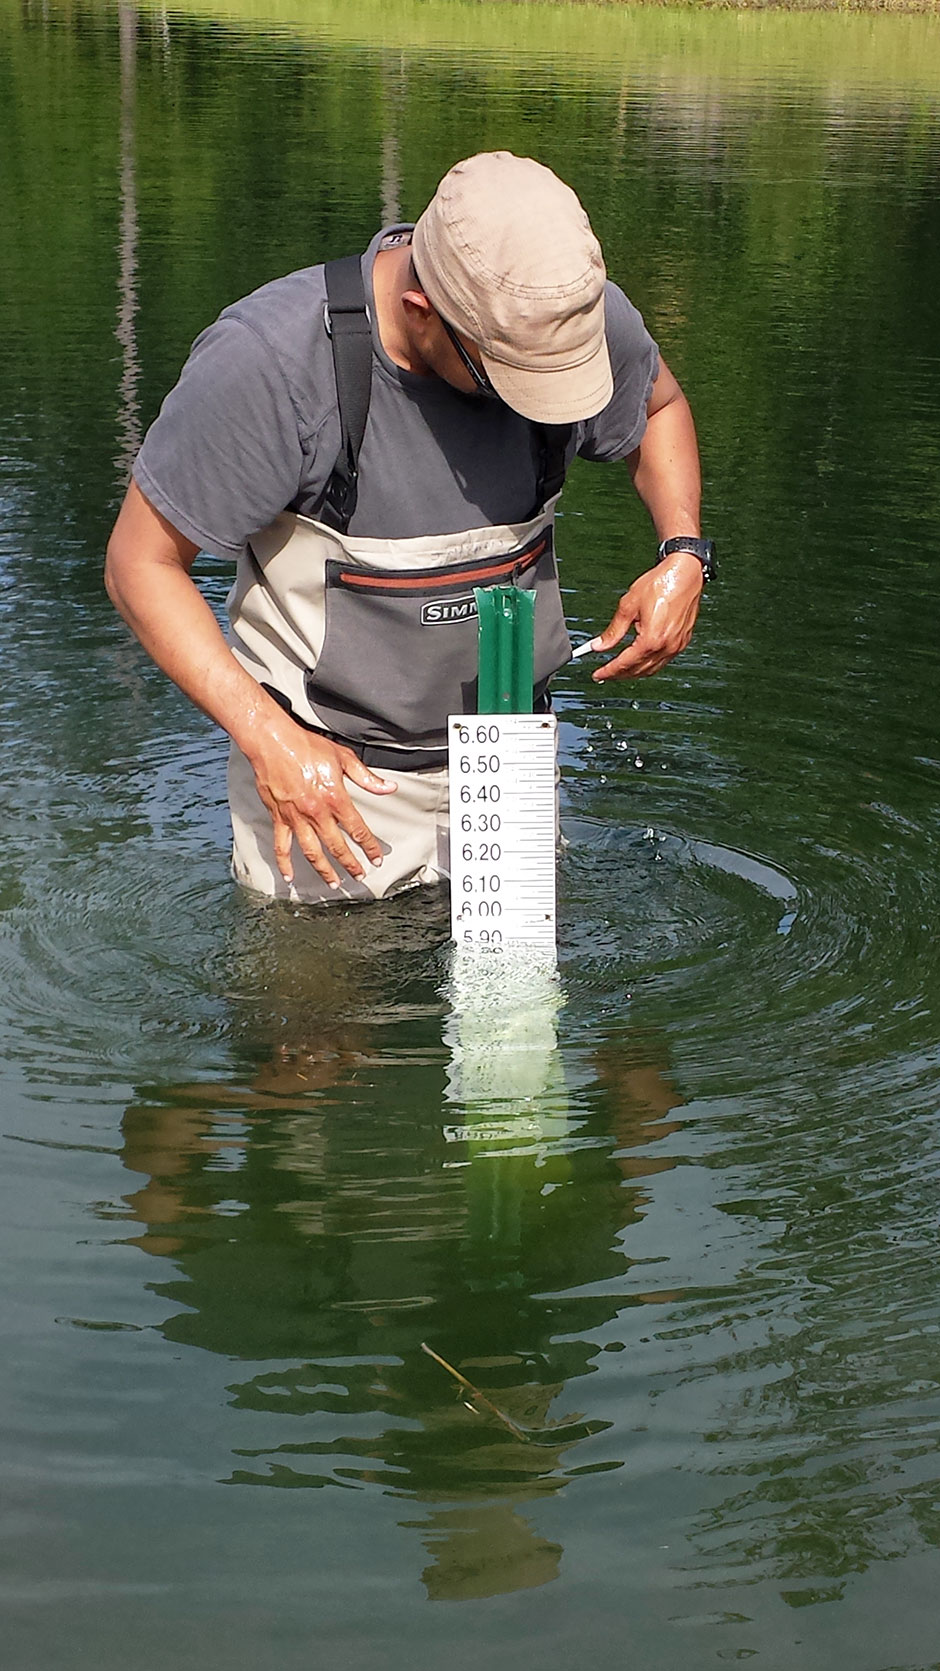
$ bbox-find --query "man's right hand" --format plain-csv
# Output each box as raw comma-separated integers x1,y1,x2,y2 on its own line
244,718,398,890
105,482,397,892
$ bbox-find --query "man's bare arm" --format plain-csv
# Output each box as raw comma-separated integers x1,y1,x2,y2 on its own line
591,358,706,682
104,481,395,887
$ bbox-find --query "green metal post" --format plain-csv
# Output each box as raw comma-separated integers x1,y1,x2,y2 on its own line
474,585,535,714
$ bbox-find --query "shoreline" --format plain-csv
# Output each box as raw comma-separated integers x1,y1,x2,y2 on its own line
572,1,940,11
128,0,940,98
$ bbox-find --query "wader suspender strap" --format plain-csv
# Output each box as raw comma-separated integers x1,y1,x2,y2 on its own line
320,255,374,533
319,253,573,532
536,424,572,510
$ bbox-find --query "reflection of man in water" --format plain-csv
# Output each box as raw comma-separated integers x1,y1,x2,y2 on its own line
105,151,712,905
117,930,683,1600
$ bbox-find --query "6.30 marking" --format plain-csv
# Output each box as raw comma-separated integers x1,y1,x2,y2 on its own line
460,812,501,833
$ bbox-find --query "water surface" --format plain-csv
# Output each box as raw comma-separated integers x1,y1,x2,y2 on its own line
2,3,940,1666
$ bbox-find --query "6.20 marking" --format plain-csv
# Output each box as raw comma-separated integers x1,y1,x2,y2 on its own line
461,843,501,863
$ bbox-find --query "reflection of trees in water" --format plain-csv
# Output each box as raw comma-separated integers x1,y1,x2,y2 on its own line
681,1200,940,1604
115,4,141,476
379,52,406,225
116,908,683,1599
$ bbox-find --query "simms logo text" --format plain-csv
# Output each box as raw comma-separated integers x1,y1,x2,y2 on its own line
421,594,478,626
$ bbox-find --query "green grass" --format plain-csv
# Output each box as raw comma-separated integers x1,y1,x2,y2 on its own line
134,0,940,96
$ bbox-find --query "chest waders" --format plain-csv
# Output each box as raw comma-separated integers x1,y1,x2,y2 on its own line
227,253,573,903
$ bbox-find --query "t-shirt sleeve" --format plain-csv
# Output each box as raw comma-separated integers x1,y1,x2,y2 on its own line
577,281,660,463
132,314,307,558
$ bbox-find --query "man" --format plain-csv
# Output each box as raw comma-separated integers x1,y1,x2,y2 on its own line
105,152,711,904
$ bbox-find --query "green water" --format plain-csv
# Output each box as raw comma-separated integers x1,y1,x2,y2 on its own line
3,2,940,1665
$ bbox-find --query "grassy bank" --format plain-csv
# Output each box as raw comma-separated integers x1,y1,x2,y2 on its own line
628,1,940,11
134,0,940,98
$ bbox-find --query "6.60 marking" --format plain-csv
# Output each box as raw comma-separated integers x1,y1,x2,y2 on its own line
454,724,501,746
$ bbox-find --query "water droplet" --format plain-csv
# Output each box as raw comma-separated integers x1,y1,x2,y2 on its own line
634,756,644,769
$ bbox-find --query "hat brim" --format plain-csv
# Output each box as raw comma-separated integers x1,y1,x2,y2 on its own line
481,340,614,425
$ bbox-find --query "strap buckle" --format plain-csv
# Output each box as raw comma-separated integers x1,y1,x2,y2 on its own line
323,299,371,338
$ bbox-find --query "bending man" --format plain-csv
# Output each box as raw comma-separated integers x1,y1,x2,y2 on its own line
105,152,712,903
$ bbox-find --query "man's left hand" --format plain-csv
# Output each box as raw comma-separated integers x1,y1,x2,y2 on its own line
589,549,704,681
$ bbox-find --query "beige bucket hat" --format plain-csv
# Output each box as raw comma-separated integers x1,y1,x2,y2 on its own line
412,151,612,424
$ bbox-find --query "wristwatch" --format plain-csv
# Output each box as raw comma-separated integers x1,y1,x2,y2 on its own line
657,536,717,584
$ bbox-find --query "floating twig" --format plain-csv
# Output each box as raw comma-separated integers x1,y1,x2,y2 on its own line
421,1341,529,1441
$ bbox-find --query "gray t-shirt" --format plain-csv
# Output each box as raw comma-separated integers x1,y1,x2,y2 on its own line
133,226,659,557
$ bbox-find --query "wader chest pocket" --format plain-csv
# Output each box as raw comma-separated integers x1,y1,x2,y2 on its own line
305,528,571,749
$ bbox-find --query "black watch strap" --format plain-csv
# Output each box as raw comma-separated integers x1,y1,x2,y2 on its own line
657,536,717,583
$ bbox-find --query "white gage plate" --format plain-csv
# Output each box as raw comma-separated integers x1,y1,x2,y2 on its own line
448,713,557,951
